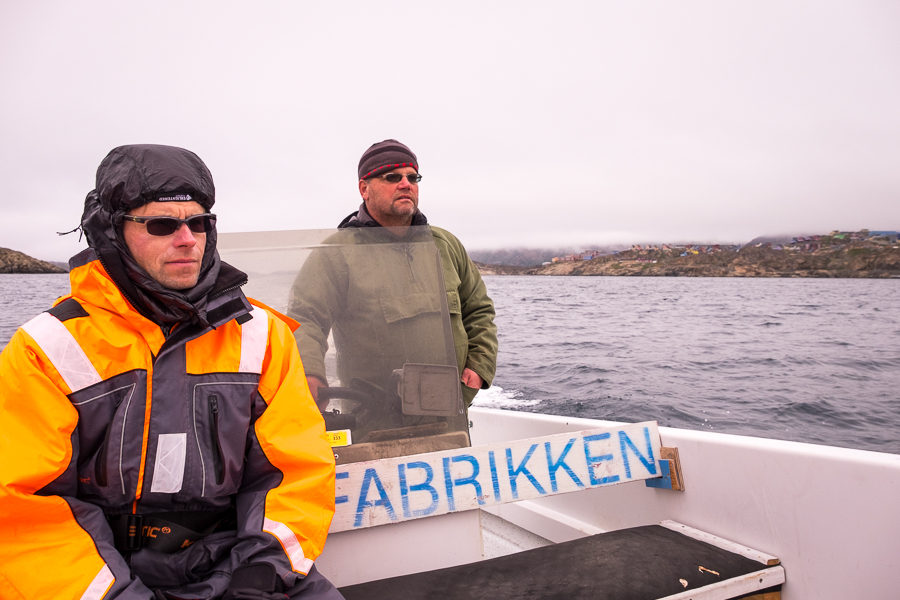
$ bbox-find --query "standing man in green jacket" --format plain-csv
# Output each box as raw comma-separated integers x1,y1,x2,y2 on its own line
288,139,497,418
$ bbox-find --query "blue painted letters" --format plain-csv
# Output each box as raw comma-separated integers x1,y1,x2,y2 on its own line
618,427,657,479
399,461,438,518
506,443,546,499
354,468,396,527
583,432,619,485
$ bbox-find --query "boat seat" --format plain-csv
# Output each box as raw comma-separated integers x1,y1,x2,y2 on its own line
338,522,783,600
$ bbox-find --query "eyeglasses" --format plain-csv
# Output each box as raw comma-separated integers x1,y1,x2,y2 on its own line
121,213,216,236
377,173,422,184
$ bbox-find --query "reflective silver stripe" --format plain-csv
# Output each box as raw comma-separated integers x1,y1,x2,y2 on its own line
239,306,268,374
263,517,314,575
150,433,187,493
21,312,101,392
79,564,114,600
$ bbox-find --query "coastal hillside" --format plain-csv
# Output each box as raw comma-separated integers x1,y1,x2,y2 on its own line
524,239,900,278
478,231,900,278
524,245,900,278
470,246,624,267
0,248,67,274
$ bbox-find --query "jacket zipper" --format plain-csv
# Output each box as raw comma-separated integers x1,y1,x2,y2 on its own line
96,430,111,487
208,395,225,485
90,254,246,511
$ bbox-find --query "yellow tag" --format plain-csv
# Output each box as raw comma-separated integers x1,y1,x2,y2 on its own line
327,429,351,447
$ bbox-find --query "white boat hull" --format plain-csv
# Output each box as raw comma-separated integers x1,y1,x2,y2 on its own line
468,407,900,600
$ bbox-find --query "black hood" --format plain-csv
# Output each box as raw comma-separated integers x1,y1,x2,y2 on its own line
78,145,246,328
95,144,215,214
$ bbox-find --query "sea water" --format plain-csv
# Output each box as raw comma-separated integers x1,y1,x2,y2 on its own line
475,276,900,454
0,273,71,345
2,273,898,454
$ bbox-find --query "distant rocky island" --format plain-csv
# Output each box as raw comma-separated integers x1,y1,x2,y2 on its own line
477,230,900,278
0,248,67,274
5,230,899,278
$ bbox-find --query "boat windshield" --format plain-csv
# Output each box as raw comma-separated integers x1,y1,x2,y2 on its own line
219,227,470,464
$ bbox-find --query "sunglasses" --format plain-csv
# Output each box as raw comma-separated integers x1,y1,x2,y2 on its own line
377,173,423,184
121,213,216,236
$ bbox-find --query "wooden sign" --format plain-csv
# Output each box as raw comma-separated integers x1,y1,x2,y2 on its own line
332,421,662,532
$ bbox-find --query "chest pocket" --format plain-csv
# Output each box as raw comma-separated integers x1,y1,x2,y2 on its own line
178,380,259,500
380,292,443,324
69,370,146,507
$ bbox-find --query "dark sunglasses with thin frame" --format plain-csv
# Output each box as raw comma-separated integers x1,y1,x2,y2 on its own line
378,173,422,184
121,213,217,236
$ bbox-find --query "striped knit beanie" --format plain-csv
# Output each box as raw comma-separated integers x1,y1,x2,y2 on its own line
357,139,418,180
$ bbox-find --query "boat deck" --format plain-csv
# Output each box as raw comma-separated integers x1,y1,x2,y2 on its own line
338,519,784,600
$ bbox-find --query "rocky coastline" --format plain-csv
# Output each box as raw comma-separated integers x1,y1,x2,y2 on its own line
478,238,900,278
0,248,67,274
5,234,899,278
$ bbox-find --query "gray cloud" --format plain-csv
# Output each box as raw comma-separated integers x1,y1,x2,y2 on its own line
2,0,898,261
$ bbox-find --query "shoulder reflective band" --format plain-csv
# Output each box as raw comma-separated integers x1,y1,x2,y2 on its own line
239,306,268,374
22,312,102,393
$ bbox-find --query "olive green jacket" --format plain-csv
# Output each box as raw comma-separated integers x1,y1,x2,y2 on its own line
432,226,498,403
287,224,497,407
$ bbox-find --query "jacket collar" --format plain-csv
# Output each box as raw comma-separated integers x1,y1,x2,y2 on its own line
338,203,428,229
77,191,248,329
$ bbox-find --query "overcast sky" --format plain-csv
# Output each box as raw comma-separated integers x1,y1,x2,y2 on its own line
2,1,899,262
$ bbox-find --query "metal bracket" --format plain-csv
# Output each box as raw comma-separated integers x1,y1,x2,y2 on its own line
393,363,463,417
645,447,685,491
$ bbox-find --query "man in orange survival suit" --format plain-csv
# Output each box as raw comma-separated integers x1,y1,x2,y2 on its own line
0,145,344,600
